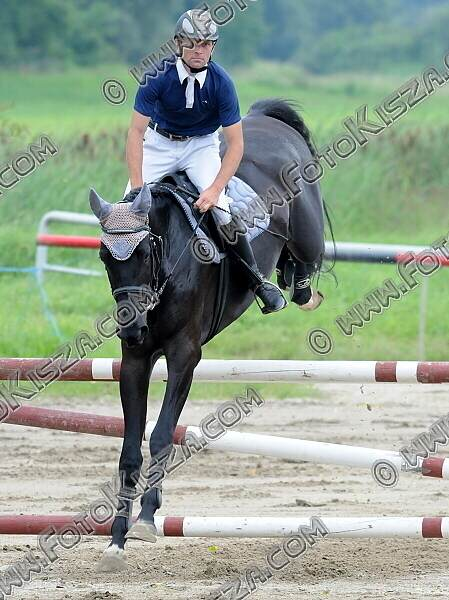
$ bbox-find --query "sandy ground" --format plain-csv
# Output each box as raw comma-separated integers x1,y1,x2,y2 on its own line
1,383,449,600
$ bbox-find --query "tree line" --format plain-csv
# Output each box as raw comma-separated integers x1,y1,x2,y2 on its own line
2,0,448,73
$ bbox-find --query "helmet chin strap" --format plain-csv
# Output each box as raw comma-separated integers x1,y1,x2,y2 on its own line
182,58,208,73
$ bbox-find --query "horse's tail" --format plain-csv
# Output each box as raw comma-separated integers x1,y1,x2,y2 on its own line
247,98,318,158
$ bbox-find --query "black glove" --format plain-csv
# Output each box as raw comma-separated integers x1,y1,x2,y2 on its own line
123,187,142,203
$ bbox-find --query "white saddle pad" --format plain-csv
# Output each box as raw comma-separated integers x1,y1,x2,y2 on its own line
226,176,270,243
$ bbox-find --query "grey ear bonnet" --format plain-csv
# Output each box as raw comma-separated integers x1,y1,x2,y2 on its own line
101,203,150,261
89,186,152,261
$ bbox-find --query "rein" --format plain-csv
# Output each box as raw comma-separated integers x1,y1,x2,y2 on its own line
153,210,207,299
105,183,287,311
149,183,207,299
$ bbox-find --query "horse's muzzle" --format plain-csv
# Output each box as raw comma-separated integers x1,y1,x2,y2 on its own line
116,321,149,347
115,301,149,347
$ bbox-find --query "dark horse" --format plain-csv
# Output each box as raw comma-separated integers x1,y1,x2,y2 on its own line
90,99,325,570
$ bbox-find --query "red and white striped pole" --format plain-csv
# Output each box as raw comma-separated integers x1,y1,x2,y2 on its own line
0,514,448,538
4,405,449,480
2,358,449,383
36,234,100,249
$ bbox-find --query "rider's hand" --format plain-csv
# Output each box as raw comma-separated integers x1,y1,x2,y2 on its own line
123,186,142,202
194,186,221,213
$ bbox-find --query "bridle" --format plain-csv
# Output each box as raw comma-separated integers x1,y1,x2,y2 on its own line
101,214,163,311
101,194,207,312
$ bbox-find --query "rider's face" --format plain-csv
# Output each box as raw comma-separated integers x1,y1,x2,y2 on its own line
180,39,214,69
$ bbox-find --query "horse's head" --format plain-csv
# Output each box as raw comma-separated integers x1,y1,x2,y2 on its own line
89,185,161,347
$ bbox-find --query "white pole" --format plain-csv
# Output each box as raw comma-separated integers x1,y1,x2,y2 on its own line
152,516,449,539
35,212,50,284
144,422,401,470
150,359,381,383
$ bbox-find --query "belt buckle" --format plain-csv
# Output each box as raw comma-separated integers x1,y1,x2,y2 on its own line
171,133,184,142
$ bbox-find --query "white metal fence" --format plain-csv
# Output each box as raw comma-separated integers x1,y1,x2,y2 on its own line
35,210,445,358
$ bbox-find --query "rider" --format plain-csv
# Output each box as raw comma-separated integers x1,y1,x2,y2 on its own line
124,8,287,314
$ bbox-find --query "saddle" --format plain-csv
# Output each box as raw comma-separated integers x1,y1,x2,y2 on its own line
150,171,271,263
154,172,226,261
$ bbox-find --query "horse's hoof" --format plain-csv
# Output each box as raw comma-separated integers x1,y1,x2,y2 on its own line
97,545,127,572
298,289,324,311
125,520,158,543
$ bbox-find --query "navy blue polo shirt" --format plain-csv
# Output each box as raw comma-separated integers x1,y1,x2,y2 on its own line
134,59,241,136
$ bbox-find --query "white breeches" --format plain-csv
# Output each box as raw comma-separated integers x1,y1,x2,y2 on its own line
124,129,233,226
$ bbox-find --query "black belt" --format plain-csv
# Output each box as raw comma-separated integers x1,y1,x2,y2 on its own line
148,121,193,142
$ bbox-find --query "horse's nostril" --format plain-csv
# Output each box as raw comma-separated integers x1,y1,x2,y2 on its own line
116,327,125,340
125,336,144,348
117,325,148,347
125,339,138,348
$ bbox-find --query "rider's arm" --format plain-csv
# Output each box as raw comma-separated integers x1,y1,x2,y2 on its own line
126,110,150,189
210,73,243,193
127,76,159,189
210,121,244,193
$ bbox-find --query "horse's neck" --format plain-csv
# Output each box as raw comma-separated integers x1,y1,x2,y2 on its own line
148,192,169,237
149,192,188,273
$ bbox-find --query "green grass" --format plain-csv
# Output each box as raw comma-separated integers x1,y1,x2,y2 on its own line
1,60,449,400
2,59,448,140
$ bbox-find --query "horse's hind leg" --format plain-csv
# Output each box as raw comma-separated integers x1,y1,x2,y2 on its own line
126,334,202,542
288,260,312,304
287,192,325,308
276,244,316,303
98,346,156,571
275,245,294,290
287,243,324,309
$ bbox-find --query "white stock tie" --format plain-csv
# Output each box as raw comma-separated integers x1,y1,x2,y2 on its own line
185,74,196,109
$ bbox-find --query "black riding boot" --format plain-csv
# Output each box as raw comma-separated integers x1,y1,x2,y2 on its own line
229,234,287,314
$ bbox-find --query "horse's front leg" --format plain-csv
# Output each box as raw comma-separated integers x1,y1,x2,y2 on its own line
98,344,159,571
126,335,202,542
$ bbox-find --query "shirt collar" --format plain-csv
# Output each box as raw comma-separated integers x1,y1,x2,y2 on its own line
176,58,208,89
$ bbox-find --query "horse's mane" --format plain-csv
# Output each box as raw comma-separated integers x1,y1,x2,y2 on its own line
247,98,318,159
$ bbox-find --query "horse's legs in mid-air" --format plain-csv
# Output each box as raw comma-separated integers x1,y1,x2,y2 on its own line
289,260,317,305
126,332,202,542
284,182,325,305
277,243,320,305
98,344,158,571
286,223,325,306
